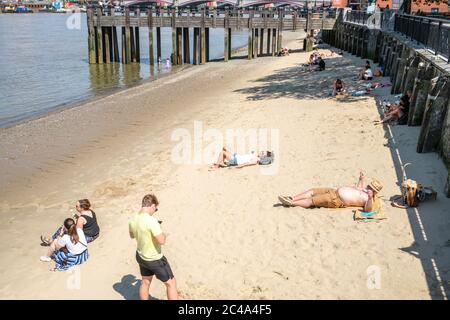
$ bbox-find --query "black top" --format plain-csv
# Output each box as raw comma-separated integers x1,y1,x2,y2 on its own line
400,95,410,114
81,210,100,237
318,59,325,71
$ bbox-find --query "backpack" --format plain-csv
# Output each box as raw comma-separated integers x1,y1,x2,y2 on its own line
392,178,437,208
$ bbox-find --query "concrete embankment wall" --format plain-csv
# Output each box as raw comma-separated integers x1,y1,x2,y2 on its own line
322,23,450,197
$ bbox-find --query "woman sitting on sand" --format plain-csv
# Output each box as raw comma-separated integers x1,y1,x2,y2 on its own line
209,147,274,170
40,218,89,271
332,79,345,96
41,199,100,245
375,95,410,125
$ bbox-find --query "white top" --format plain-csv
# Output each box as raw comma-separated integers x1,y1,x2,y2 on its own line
235,153,258,165
365,68,373,78
58,228,88,255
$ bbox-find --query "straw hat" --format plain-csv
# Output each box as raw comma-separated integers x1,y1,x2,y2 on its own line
369,179,383,193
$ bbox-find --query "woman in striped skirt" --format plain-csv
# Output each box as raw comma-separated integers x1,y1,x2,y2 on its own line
40,218,89,271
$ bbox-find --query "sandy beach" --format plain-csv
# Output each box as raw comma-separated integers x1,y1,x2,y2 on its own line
0,30,449,300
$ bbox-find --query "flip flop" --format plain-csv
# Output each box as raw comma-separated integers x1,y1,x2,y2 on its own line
278,196,294,207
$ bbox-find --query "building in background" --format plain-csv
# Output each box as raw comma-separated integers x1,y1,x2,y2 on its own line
332,0,349,7
410,0,449,14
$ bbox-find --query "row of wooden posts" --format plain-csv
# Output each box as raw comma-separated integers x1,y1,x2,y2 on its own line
87,8,284,65
323,22,450,196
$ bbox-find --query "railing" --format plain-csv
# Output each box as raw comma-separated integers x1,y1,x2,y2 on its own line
92,4,338,20
395,14,450,61
345,10,372,25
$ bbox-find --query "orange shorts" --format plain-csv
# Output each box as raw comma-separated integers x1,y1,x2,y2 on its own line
311,188,346,208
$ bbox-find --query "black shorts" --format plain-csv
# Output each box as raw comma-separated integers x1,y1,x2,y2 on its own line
135,252,174,282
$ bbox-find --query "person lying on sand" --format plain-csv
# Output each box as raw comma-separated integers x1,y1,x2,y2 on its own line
209,147,274,170
41,199,100,245
278,172,383,211
332,78,346,96
40,218,89,271
374,94,410,125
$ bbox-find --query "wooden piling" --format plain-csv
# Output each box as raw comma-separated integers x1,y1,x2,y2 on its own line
183,28,190,64
224,27,229,62
124,9,131,64
104,27,111,64
259,29,264,56
201,28,206,64
409,63,436,126
130,27,136,63
135,27,140,63
194,28,200,65
87,9,96,64
156,27,161,62
254,28,259,58
113,27,119,63
248,11,253,60
177,27,183,65
417,76,450,153
248,28,253,60
121,27,126,64
228,28,232,60
205,28,210,62
171,28,177,65
96,8,103,64
272,28,276,56
148,8,154,66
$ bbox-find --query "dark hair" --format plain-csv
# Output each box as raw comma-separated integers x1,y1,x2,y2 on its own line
336,78,342,83
63,218,79,245
78,199,91,211
142,194,159,207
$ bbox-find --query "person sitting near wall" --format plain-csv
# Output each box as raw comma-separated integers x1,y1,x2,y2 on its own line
278,47,290,57
315,56,326,71
309,49,320,65
358,61,372,80
374,94,410,125
332,79,346,96
360,65,373,81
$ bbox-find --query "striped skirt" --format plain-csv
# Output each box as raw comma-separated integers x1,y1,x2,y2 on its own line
52,249,89,271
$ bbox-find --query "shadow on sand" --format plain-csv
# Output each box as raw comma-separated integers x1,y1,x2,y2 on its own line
234,50,377,102
237,45,450,299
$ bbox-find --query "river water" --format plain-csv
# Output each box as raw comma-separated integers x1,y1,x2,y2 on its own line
0,13,248,128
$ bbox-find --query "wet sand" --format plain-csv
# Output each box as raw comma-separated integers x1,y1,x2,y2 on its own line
0,31,449,299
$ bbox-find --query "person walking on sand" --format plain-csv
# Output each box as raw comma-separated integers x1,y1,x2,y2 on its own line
128,194,178,300
278,172,383,212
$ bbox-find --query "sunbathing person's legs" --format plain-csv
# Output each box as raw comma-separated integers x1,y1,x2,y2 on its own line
375,109,402,124
210,148,232,169
292,189,315,201
291,198,314,208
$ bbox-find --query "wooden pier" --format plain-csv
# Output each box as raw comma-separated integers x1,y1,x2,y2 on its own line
86,6,338,65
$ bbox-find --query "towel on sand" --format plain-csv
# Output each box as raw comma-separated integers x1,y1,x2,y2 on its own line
353,196,387,221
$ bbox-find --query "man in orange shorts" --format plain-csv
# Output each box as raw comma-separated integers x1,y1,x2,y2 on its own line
278,172,383,212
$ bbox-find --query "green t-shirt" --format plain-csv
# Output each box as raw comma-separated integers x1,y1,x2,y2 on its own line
128,213,163,261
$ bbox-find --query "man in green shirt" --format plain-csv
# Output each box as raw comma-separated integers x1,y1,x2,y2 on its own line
129,194,178,300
